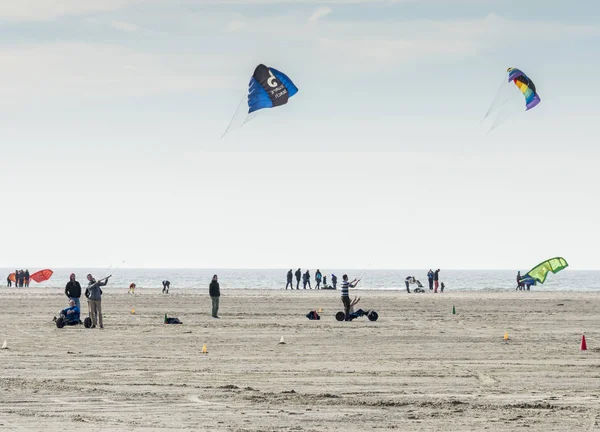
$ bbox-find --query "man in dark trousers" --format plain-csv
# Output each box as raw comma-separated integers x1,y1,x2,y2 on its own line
286,269,293,290
294,268,301,290
331,274,338,290
65,273,82,310
427,269,434,291
209,275,220,318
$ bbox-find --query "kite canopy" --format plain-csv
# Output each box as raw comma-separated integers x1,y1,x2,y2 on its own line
29,269,54,283
248,64,298,114
521,257,568,285
507,67,541,111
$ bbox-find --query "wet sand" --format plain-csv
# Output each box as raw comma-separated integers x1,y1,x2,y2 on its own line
1,288,600,431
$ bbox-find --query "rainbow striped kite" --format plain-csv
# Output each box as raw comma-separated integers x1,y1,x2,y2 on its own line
507,67,541,111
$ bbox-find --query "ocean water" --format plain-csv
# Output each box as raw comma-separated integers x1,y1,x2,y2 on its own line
2,268,599,291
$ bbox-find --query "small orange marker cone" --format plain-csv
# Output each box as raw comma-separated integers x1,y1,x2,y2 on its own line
131,308,135,314
318,308,323,313
504,332,509,341
201,344,208,354
580,335,587,351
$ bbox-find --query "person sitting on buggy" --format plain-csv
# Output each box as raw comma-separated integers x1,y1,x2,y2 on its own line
54,299,81,326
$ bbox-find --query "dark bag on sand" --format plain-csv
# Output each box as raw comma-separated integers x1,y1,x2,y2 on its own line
165,317,182,324
306,311,320,320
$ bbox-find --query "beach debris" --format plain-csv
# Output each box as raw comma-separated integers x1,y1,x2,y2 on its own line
581,335,587,351
504,332,509,341
279,336,286,345
452,306,456,315
1,340,7,350
202,344,208,354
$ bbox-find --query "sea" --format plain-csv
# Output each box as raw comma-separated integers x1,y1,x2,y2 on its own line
2,268,598,291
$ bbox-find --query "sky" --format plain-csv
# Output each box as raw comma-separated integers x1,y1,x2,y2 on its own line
1,0,599,270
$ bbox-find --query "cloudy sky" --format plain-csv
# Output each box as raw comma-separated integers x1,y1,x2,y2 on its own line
1,0,599,270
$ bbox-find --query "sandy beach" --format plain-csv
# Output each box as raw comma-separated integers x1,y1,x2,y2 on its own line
1,288,600,431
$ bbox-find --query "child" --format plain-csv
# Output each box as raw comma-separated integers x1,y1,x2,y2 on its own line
129,283,136,294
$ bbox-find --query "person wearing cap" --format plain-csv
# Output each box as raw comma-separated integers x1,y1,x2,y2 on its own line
86,274,110,329
65,273,82,310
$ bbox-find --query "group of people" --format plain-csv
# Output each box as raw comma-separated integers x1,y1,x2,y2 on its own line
57,274,222,327
61,273,111,328
286,269,338,290
6,269,30,287
405,269,443,293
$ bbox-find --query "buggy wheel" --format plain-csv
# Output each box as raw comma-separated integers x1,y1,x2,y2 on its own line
367,311,379,322
56,317,65,329
335,311,346,321
84,317,92,328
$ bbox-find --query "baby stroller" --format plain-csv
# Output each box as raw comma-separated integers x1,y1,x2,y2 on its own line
413,280,426,293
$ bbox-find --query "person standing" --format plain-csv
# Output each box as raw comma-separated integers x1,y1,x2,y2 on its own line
7,274,11,287
427,269,434,291
286,269,293,290
303,270,311,289
86,274,110,329
341,274,359,321
18,270,24,288
331,274,338,290
294,268,301,290
433,269,440,293
65,273,82,310
315,269,322,290
209,274,220,318
24,269,30,287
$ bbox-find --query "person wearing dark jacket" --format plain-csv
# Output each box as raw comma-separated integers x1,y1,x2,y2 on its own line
427,269,434,291
24,269,30,287
294,268,301,290
65,273,82,310
7,274,11,287
86,274,110,329
286,269,293,290
331,274,338,290
209,275,220,318
434,269,440,293
303,270,311,289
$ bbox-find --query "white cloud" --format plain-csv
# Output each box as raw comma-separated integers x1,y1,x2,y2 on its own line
111,20,139,32
309,6,333,23
0,0,143,21
0,43,238,103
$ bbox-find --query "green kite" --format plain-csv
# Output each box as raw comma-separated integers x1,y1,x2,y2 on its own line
521,257,569,285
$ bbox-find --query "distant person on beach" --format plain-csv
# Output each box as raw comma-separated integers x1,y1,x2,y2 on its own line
162,280,170,294
303,270,311,289
331,274,338,290
427,269,434,291
209,274,220,318
315,269,322,290
434,269,440,293
18,270,24,287
440,282,445,293
65,273,82,310
24,269,30,287
405,276,416,293
295,269,301,290
7,274,11,287
341,275,360,321
286,269,293,290
323,275,327,287
129,283,136,294
516,271,524,290
86,274,110,329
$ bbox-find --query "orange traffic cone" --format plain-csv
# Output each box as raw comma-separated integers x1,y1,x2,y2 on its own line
580,335,587,351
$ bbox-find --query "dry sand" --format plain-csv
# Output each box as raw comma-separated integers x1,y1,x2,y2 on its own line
1,287,600,431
